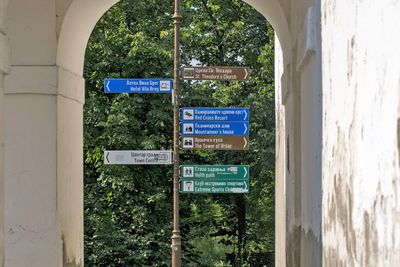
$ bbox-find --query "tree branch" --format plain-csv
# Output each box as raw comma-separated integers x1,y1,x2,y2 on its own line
201,0,225,66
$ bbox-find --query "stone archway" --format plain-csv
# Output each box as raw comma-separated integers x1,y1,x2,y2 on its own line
56,1,119,266
2,0,399,266
2,0,120,266
58,1,300,266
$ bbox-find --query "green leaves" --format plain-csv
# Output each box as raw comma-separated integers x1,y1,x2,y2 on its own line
84,1,174,266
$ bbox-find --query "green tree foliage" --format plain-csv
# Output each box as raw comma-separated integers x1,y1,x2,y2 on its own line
83,0,275,266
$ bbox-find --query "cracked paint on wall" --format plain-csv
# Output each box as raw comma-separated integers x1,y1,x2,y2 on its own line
322,0,400,265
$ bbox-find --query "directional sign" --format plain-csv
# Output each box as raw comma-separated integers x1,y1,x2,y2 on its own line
181,108,249,122
181,136,249,150
181,179,249,193
104,150,173,165
181,165,249,194
181,165,249,179
104,79,172,93
181,122,249,136
182,66,250,81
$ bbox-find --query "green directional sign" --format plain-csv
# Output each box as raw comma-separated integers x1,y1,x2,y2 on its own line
181,165,249,194
181,165,249,179
181,179,249,193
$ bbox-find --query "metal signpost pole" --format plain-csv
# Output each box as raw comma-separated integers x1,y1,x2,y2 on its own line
172,0,182,266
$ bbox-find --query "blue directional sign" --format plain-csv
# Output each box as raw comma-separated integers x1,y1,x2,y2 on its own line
182,122,249,136
104,79,173,93
181,108,249,122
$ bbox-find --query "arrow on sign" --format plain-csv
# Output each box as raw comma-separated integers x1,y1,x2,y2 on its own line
244,180,248,190
244,68,248,80
243,109,248,121
243,167,248,178
243,136,247,149
104,150,173,165
243,123,248,135
106,81,111,92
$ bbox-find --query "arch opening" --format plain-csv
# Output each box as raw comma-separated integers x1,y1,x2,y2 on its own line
55,0,292,266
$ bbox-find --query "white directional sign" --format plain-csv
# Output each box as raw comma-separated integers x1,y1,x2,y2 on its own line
104,150,173,165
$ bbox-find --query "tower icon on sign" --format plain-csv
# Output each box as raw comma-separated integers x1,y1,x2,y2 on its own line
183,137,194,148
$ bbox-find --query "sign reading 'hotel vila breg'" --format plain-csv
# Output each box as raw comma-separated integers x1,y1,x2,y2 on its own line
104,79,172,93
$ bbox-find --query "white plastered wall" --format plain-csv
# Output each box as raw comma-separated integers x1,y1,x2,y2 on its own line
2,0,118,266
274,34,286,267
321,1,400,266
295,2,323,266
250,0,324,266
0,2,10,266
245,1,294,265
56,1,119,265
4,0,58,265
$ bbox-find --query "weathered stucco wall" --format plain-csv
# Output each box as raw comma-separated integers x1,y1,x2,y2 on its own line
274,34,286,267
0,73,3,267
296,3,322,266
321,1,400,266
250,0,323,266
4,0,58,265
56,1,119,266
2,0,118,266
0,1,10,266
57,67,85,267
280,0,323,265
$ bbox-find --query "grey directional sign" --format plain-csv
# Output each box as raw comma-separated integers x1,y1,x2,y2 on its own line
104,150,173,165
